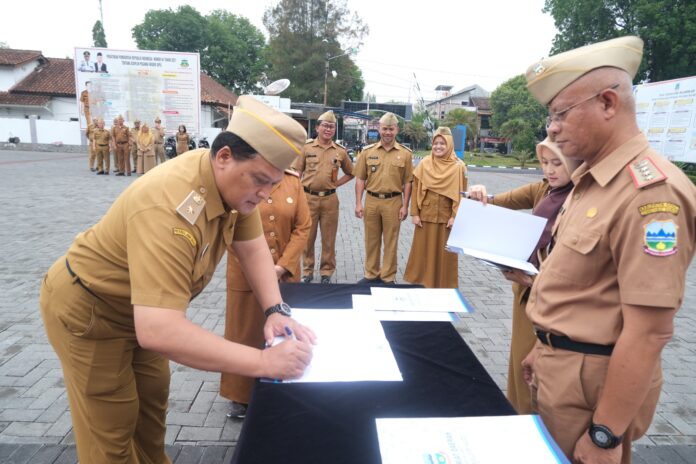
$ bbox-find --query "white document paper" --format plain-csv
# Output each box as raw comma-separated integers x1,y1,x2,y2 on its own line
351,294,457,321
271,308,402,383
369,287,473,313
376,415,569,464
446,198,548,274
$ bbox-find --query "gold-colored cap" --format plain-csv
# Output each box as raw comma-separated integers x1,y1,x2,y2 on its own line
379,112,399,126
526,36,644,105
227,96,307,170
318,110,337,123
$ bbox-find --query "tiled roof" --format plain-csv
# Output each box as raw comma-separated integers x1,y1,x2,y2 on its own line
471,96,491,111
200,72,238,108
11,58,74,96
0,49,43,66
0,92,50,106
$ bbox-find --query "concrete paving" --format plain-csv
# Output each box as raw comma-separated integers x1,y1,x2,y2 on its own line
0,149,694,463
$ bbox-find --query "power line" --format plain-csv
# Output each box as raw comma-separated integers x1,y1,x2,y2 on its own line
355,57,507,80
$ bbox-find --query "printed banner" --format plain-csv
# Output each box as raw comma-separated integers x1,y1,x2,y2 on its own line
74,47,200,133
634,75,696,163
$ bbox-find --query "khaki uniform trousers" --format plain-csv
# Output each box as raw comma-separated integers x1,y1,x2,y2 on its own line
303,193,339,278
131,143,138,171
155,143,166,164
95,145,110,173
219,290,265,404
88,144,96,170
115,142,129,173
363,194,402,282
137,150,156,175
531,341,662,463
40,259,171,464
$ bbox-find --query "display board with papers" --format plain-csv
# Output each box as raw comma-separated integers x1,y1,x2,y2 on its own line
376,415,569,464
268,308,402,383
446,198,547,274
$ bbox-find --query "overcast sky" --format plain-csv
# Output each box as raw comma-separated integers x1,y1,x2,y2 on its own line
4,0,558,103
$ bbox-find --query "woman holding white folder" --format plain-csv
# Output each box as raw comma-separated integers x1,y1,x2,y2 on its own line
467,137,580,414
404,127,467,288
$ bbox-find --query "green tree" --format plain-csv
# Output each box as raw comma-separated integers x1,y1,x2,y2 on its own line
490,75,546,153
263,0,368,105
401,122,428,150
203,10,267,94
442,108,479,144
543,0,696,82
133,6,269,93
92,20,107,48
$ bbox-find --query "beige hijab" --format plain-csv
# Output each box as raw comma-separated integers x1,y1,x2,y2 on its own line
138,123,154,148
413,126,466,210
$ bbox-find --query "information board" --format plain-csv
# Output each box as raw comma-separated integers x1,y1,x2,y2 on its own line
74,47,200,133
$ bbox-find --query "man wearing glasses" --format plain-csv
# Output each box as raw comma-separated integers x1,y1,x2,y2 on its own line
292,111,354,284
522,36,696,464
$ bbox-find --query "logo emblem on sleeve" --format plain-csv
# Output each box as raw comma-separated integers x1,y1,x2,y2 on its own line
643,220,677,256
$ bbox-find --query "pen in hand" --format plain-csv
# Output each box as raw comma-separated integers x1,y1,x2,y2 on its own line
284,326,296,341
460,191,494,200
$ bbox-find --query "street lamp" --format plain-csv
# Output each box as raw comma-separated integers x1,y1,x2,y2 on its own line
323,48,356,107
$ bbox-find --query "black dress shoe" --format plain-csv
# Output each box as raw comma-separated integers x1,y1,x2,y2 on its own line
357,277,383,284
90,168,96,172
96,171,105,175
301,275,312,284
320,276,331,284
226,401,247,419
116,172,125,176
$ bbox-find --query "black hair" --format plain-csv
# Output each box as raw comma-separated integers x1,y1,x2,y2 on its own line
210,131,258,161
178,125,187,133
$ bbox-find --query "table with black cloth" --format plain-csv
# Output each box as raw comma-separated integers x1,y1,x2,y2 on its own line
231,283,515,464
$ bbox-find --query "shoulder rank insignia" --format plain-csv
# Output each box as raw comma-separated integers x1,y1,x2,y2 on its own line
335,141,346,150
363,143,377,150
398,143,413,152
305,138,314,144
284,168,300,178
643,219,677,256
176,190,206,226
627,157,667,189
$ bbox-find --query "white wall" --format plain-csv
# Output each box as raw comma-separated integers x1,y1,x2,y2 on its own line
0,59,42,92
0,118,32,142
51,97,79,121
35,119,81,144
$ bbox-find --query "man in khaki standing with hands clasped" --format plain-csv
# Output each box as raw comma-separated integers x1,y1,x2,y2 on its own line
292,110,353,284
354,112,413,284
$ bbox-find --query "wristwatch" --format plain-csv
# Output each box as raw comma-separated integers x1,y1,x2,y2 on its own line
588,422,623,449
264,302,292,318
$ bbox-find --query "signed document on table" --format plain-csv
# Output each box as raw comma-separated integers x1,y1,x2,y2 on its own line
446,199,547,275
376,415,569,464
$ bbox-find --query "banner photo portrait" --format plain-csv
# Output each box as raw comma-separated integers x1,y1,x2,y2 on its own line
74,47,201,133
634,75,696,163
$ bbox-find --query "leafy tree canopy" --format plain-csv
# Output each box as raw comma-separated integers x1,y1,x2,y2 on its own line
442,108,479,141
92,21,107,48
132,6,267,93
490,75,546,153
263,0,368,105
543,0,696,82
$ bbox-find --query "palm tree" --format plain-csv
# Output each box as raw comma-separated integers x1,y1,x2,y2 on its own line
401,122,428,151
443,108,479,148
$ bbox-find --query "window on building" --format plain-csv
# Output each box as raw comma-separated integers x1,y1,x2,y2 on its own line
480,115,491,129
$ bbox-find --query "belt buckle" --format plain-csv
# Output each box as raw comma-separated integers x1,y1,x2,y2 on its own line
544,332,554,348
379,193,386,199
318,191,325,197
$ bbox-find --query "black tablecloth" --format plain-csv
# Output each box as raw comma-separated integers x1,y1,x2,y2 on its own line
231,283,515,464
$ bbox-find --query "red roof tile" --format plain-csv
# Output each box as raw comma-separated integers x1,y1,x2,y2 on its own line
0,91,50,106
471,97,490,111
0,49,43,66
11,58,75,96
200,72,238,108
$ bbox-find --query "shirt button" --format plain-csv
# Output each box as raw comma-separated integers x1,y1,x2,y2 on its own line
270,232,276,237
199,187,206,194
573,193,581,200
269,215,275,221
270,248,276,254
267,198,273,204
572,237,579,244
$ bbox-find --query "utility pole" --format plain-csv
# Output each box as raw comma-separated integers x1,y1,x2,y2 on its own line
98,0,105,36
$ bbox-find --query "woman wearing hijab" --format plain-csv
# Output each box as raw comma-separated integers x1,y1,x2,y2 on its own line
467,137,581,414
136,123,155,174
404,126,467,288
221,169,311,419
176,125,190,156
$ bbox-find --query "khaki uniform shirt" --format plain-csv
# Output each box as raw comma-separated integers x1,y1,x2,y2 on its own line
292,139,353,190
92,128,111,146
528,134,696,345
228,171,311,291
66,148,263,320
112,125,130,144
129,127,141,145
86,123,96,142
153,126,165,144
354,141,413,193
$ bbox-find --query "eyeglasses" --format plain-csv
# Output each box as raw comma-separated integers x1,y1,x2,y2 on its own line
546,83,619,129
319,123,336,130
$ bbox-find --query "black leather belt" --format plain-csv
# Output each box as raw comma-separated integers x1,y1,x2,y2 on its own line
536,329,614,356
65,259,103,302
154,142,163,144
97,144,108,146
367,190,401,199
117,141,128,144
304,187,336,197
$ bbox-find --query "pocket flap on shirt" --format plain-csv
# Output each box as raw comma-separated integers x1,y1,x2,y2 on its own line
559,228,601,255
